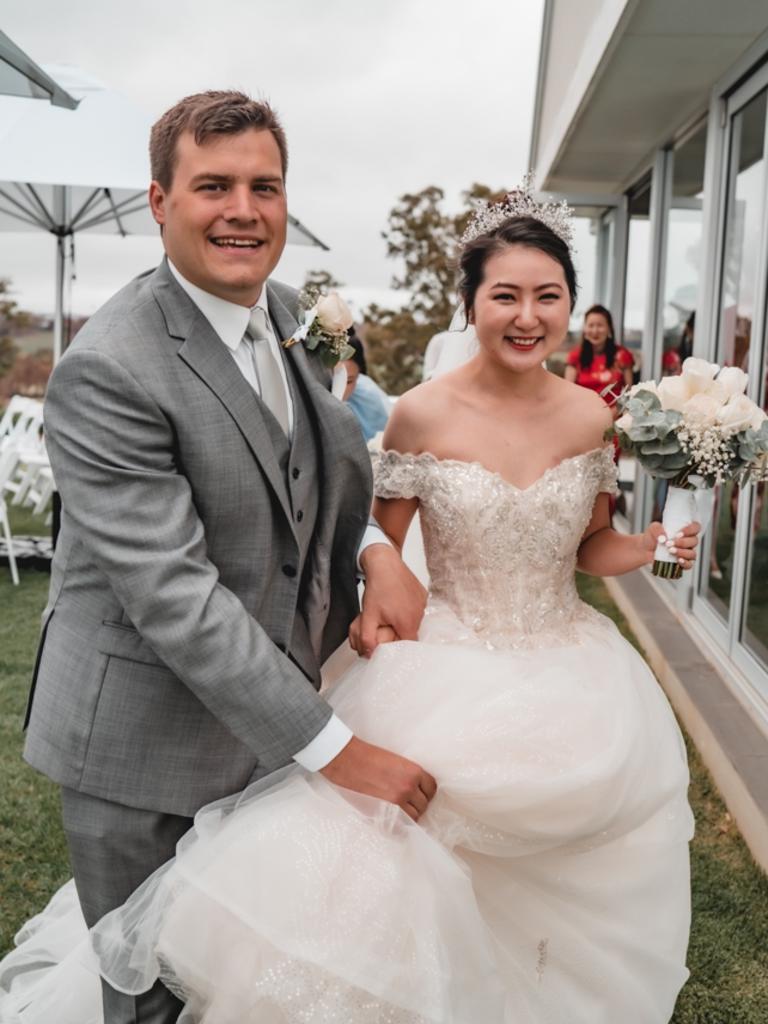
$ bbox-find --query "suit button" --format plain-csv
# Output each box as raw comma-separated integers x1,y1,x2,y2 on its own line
296,510,304,522
292,467,300,480
282,564,297,578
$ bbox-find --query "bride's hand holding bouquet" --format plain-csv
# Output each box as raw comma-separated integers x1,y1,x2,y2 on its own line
609,357,768,579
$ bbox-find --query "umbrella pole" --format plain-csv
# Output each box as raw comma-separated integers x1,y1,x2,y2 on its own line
53,233,65,364
52,185,69,365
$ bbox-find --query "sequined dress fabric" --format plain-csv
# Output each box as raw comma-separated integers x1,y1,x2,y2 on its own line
374,448,615,649
1,449,693,1024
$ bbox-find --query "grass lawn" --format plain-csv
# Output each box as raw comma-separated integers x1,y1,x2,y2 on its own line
577,575,768,1023
1,562,767,1021
5,500,51,541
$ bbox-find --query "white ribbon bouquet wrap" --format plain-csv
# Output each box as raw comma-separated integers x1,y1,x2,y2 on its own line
612,358,768,580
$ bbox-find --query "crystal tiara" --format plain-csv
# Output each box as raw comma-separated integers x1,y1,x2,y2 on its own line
460,172,575,252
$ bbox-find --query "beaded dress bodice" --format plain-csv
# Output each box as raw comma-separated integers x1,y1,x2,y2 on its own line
374,447,619,649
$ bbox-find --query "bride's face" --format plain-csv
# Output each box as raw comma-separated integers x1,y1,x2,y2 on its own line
470,245,571,372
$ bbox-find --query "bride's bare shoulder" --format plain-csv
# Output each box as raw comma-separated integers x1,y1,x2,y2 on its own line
554,376,615,449
382,378,454,453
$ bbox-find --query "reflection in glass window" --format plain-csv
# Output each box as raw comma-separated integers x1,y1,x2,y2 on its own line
703,89,767,623
742,303,768,667
661,124,707,377
653,126,707,520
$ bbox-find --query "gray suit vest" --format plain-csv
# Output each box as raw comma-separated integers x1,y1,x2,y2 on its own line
262,341,321,680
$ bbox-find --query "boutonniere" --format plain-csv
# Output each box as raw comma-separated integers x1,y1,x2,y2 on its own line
283,289,355,368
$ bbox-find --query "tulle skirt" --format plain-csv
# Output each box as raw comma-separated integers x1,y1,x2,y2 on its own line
1,604,693,1023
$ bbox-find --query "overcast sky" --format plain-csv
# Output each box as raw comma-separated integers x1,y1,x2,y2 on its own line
1,0,544,317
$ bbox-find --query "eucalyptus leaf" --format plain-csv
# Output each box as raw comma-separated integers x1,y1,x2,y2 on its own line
627,427,659,443
630,390,661,412
640,440,682,455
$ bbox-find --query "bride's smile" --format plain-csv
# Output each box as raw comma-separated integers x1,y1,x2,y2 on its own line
470,244,571,372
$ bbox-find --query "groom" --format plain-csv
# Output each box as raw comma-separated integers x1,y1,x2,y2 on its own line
24,91,434,1023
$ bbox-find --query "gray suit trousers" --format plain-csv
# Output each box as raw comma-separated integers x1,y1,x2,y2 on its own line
61,788,192,1024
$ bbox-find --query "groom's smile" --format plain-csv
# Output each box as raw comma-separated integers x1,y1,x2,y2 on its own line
149,127,288,307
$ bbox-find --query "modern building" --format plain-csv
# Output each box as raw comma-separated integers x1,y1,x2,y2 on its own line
531,0,768,867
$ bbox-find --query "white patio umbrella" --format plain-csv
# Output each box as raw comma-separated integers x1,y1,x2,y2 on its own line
0,65,328,362
0,31,77,108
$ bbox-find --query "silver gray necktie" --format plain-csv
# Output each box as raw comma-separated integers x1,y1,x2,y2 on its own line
247,306,290,436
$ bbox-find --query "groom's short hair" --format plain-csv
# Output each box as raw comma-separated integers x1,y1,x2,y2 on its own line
150,90,288,190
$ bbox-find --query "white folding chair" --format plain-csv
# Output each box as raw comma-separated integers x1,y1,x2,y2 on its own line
3,408,45,507
0,448,20,585
0,395,31,441
0,396,42,453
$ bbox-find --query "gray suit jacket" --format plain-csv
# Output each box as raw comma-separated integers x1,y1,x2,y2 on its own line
24,260,372,816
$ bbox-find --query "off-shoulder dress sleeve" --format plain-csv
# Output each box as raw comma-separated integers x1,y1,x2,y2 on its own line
593,445,620,496
372,450,426,500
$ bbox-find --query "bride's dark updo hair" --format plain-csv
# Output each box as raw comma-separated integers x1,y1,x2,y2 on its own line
458,215,578,319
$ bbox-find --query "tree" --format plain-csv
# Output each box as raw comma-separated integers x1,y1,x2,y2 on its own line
0,336,17,377
363,305,434,397
0,280,28,379
362,183,506,395
0,351,53,402
301,269,344,293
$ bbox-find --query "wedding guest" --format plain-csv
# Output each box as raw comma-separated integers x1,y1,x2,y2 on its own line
342,334,392,442
565,304,634,406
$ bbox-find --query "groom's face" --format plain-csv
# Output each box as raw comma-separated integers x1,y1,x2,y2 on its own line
149,127,288,306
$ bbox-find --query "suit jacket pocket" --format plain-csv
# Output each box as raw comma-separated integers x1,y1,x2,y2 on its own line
97,621,165,667
80,653,256,814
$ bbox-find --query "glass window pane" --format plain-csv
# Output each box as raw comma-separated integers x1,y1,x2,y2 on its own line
742,364,768,667
661,124,707,378
619,183,652,526
652,127,707,521
701,88,767,621
550,214,601,377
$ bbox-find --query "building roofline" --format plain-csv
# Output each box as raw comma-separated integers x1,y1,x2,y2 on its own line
528,0,554,175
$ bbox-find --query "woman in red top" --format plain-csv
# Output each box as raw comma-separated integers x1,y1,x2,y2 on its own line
565,304,634,405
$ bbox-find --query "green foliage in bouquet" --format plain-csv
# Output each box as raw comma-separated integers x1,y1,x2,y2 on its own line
608,390,690,479
609,386,768,488
736,422,768,468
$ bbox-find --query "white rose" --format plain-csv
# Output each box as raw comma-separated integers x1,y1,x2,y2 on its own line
700,378,727,402
628,380,659,399
716,366,749,398
716,394,765,434
656,374,693,411
315,291,354,333
682,393,721,427
682,356,720,394
615,413,633,431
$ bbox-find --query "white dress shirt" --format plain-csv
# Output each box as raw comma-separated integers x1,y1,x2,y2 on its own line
168,262,390,770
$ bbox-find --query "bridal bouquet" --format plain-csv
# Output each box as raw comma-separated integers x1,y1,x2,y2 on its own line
283,289,355,369
610,357,768,579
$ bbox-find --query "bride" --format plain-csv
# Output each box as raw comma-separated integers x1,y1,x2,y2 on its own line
1,190,700,1024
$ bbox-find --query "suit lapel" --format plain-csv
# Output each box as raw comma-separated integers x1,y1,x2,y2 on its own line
152,265,295,530
267,284,340,423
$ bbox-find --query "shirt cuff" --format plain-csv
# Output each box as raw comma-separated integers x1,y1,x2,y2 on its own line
292,714,353,771
356,523,392,574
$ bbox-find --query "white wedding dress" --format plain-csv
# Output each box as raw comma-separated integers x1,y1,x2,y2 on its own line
0,446,693,1024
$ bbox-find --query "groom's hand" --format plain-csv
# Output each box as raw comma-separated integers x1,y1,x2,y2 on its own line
353,544,427,658
320,736,437,821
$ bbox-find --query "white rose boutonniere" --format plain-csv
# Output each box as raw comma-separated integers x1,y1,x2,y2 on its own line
283,288,355,368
